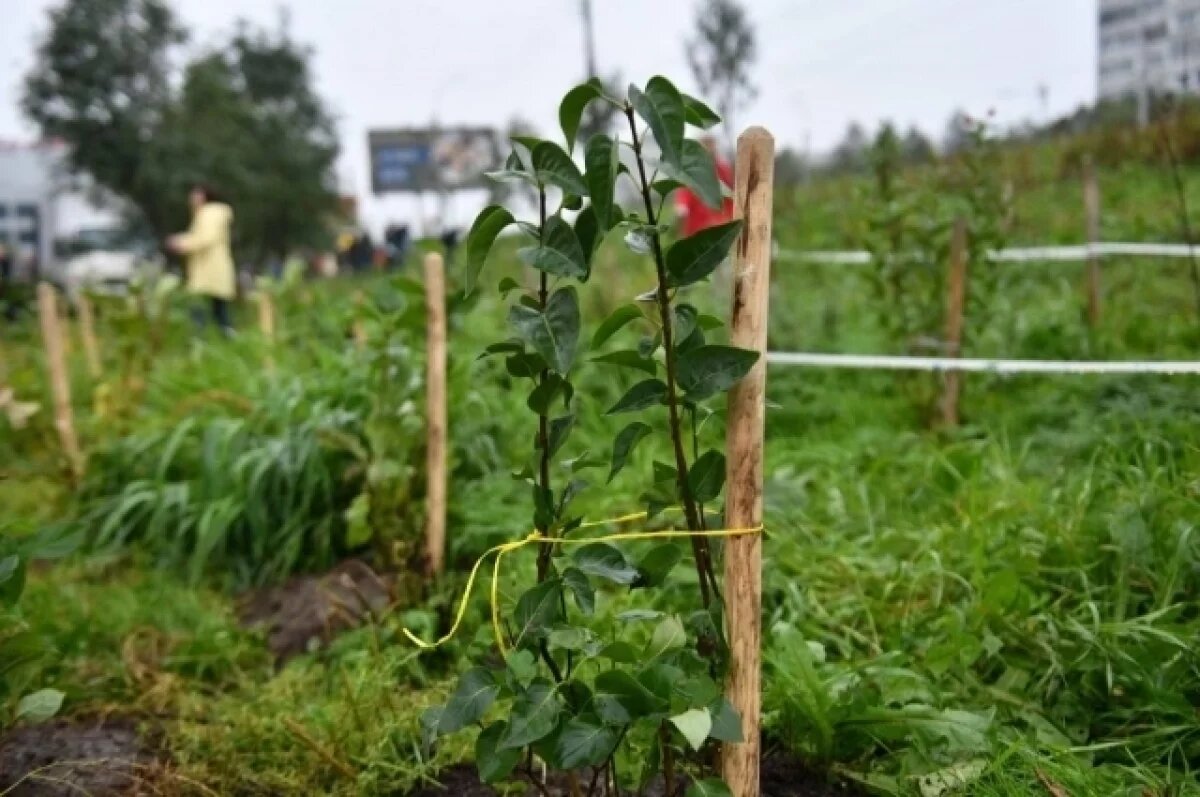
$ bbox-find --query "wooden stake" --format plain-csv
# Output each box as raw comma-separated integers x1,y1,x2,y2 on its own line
423,252,448,575
939,218,969,428
37,283,84,480
1083,158,1102,327
722,126,774,797
77,294,103,380
257,291,277,371
257,291,276,340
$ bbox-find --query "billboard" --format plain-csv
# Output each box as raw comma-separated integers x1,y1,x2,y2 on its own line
368,127,500,194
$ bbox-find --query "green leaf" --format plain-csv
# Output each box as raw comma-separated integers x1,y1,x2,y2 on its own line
674,304,699,345
594,669,666,725
670,708,712,751
16,688,64,723
652,177,685,197
661,138,724,209
638,334,662,359
562,567,595,616
420,707,443,754
438,668,500,733
675,673,721,709
548,627,601,654
609,421,653,482
646,616,687,658
481,338,524,358
585,134,621,230
697,313,724,331
531,141,588,195
592,349,657,376
506,352,545,379
476,722,522,782
708,698,744,743
0,554,26,607
598,641,641,663
527,374,566,415
677,345,759,401
575,205,600,261
513,579,564,647
465,205,515,294
500,680,563,749
606,379,668,415
506,650,538,689
630,76,686,167
573,543,639,585
688,450,726,504
681,93,721,129
560,79,604,152
555,716,619,769
508,287,581,374
687,778,734,797
635,543,683,589
518,216,588,280
592,304,644,349
547,414,575,456
666,221,743,288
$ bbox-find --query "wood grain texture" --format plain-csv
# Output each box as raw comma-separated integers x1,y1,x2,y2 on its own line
423,253,448,575
721,126,774,797
939,218,969,428
38,283,84,480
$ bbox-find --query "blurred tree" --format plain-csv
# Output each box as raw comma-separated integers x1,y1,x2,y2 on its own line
774,147,808,187
828,122,870,173
685,0,758,152
22,0,338,266
901,125,936,165
941,109,973,155
21,0,186,239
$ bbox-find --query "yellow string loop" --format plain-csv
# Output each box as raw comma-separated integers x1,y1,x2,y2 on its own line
401,511,763,656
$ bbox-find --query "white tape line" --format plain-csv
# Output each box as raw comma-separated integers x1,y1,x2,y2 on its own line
766,351,1200,375
775,243,1200,265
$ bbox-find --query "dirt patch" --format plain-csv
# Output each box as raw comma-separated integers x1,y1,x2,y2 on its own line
760,751,868,796
405,752,866,797
0,718,158,797
408,764,499,797
238,558,393,661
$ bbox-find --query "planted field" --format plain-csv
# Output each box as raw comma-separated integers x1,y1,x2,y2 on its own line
3,106,1200,797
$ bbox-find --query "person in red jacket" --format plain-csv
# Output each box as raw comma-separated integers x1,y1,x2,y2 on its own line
675,135,734,237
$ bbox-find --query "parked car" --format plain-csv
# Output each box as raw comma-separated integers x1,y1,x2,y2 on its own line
48,228,163,298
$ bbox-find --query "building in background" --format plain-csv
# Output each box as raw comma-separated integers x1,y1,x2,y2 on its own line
0,141,117,281
1099,0,1200,101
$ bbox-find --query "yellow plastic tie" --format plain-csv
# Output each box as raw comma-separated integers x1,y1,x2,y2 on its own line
401,510,764,655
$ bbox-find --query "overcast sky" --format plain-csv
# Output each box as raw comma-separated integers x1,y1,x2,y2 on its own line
0,0,1096,232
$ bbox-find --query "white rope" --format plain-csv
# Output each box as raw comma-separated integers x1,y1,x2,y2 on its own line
775,242,1200,265
766,351,1200,375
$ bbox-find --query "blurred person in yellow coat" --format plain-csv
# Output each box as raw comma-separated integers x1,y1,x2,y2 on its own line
167,184,235,334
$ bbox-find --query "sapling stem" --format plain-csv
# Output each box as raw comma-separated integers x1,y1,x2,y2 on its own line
624,107,714,608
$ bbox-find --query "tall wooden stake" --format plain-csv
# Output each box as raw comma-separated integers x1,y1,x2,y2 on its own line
257,291,277,371
1083,158,1102,327
939,218,969,428
722,126,774,797
37,283,84,481
258,291,276,341
77,294,103,380
423,252,448,575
